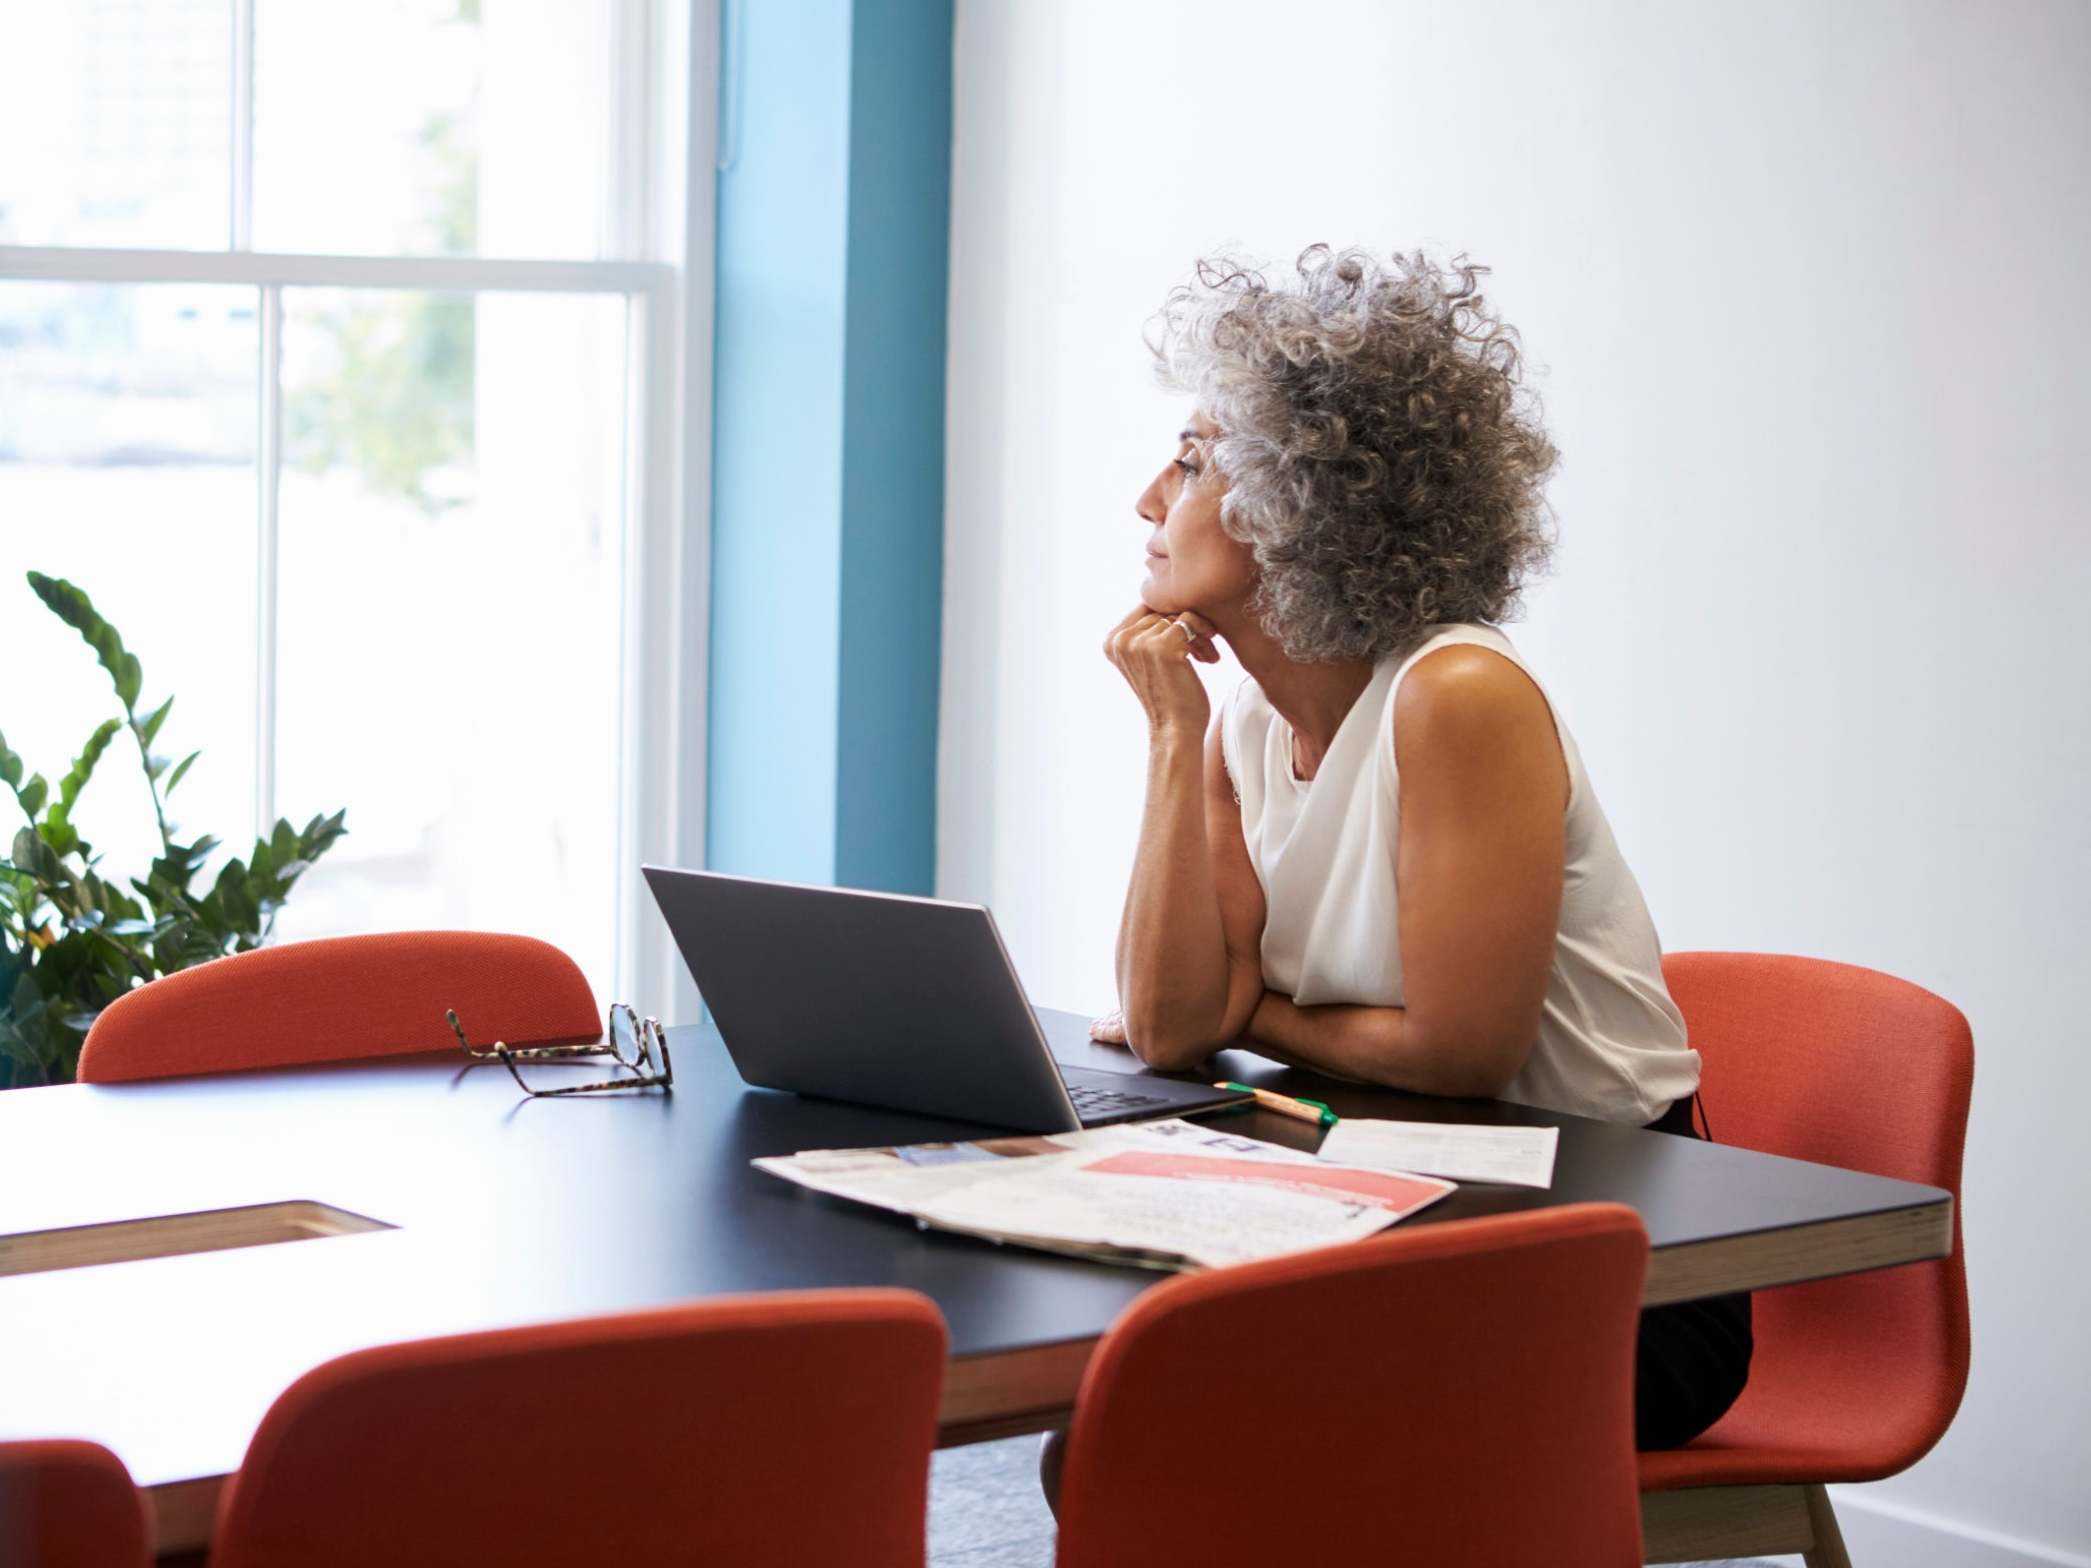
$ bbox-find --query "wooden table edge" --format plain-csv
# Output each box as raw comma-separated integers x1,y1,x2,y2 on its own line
142,1193,1953,1556
1641,1194,1952,1307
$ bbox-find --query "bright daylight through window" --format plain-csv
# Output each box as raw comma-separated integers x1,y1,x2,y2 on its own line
0,1,683,1026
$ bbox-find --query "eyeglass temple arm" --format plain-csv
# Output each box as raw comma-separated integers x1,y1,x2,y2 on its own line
491,1040,672,1097
506,1071,675,1097
479,1041,620,1061
448,1011,631,1062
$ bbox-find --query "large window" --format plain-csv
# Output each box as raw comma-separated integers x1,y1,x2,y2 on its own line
1,1,710,1012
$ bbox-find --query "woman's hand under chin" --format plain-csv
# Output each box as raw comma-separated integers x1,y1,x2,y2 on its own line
1104,605,1221,737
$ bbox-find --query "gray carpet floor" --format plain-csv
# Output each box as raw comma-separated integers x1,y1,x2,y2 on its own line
928,1437,1791,1567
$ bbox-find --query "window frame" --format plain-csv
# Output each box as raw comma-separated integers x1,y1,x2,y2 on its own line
0,0,715,1022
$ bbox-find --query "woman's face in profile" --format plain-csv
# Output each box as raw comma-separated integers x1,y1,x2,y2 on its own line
1135,412,1256,618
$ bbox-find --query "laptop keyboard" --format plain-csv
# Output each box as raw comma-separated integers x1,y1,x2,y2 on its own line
1067,1081,1170,1115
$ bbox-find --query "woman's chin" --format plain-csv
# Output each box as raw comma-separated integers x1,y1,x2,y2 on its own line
1140,567,1179,612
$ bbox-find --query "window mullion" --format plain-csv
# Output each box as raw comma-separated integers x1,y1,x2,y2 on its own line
0,246,668,294
230,0,256,251
609,0,652,259
254,283,283,844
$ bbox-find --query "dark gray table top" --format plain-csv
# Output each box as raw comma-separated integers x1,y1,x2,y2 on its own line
0,1008,1949,1495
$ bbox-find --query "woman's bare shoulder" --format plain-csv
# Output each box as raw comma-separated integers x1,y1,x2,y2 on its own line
1390,643,1557,770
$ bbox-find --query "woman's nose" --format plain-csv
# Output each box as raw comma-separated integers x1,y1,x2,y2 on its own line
1135,475,1166,524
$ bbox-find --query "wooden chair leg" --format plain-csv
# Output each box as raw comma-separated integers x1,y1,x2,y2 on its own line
1639,1483,1814,1563
1801,1483,1853,1568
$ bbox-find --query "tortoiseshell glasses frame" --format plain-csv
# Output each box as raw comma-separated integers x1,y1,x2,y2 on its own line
445,1002,674,1096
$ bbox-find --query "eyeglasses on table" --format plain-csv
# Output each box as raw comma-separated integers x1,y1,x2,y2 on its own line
446,1002,673,1096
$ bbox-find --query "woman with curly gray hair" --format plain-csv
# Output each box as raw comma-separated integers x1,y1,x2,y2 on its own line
1087,245,1750,1455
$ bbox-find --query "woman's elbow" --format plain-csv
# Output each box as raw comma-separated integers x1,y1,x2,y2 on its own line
1123,1014,1223,1074
1406,1030,1530,1100
1444,1063,1520,1100
1448,1039,1531,1100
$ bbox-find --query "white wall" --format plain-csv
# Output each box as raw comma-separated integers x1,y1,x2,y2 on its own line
938,2,2091,1561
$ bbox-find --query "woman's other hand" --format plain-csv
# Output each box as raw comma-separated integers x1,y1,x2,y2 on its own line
1104,605,1220,736
1089,1009,1129,1046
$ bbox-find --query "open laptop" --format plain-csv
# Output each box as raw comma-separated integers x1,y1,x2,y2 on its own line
642,866,1250,1132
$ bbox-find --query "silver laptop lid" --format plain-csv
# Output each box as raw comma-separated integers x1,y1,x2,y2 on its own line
642,865,1083,1132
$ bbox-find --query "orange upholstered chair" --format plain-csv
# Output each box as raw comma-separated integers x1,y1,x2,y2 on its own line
1053,1204,1650,1568
210,1289,947,1568
77,931,601,1083
1637,953,1974,1567
0,1440,151,1568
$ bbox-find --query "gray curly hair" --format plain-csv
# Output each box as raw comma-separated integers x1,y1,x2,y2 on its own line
1147,246,1559,663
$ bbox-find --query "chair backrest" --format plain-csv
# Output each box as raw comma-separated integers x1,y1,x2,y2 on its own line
77,931,601,1083
1663,950,1973,1471
0,1439,150,1568
211,1289,947,1568
1053,1204,1649,1568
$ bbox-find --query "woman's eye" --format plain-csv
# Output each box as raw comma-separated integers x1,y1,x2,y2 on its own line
1173,458,1199,477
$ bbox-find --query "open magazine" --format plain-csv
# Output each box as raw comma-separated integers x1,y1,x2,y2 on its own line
753,1118,1455,1272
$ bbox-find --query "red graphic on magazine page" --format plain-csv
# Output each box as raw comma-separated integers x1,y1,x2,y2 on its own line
1084,1152,1449,1214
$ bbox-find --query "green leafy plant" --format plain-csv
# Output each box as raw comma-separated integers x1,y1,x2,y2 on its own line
1,573,347,1088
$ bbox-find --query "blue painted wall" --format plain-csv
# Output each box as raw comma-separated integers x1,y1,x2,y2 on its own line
835,3,952,892
707,0,951,892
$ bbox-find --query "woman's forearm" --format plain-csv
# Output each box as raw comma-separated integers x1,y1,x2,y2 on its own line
1245,991,1524,1099
1115,725,1233,1066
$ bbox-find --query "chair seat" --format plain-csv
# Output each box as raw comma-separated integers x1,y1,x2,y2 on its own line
1640,1404,1872,1490
1640,1274,1960,1491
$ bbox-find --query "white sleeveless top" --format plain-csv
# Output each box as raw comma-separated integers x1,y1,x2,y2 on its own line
1220,623,1698,1125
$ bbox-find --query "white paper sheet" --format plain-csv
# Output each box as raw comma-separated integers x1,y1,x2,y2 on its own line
1316,1118,1559,1189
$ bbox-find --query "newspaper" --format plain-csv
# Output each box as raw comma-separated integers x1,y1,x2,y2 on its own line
754,1118,1455,1271
1318,1118,1559,1189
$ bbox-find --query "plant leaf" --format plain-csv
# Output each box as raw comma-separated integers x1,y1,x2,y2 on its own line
37,717,124,861
0,729,22,790
138,696,174,749
27,573,145,716
100,883,144,922
213,859,258,927
54,717,122,818
18,827,68,888
164,750,201,796
11,966,41,1021
18,775,47,820
143,835,214,894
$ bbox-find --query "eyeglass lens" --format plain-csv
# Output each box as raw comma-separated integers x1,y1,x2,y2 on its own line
608,1003,641,1067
